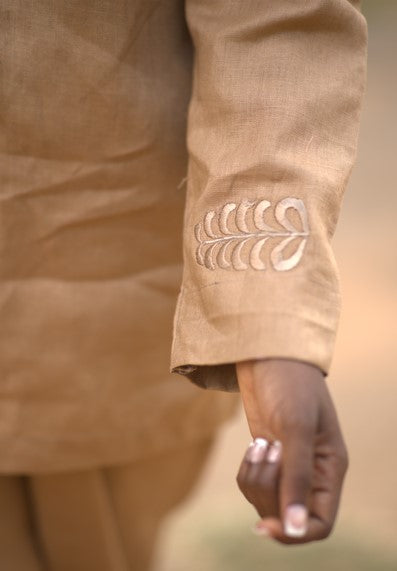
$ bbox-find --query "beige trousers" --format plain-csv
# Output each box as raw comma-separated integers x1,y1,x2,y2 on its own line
0,438,214,571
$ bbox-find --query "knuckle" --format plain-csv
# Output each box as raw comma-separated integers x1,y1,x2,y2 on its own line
236,470,258,494
235,476,253,503
334,444,349,474
245,475,275,499
236,468,246,491
236,471,247,492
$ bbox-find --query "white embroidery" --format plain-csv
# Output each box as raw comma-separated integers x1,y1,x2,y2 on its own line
194,197,309,272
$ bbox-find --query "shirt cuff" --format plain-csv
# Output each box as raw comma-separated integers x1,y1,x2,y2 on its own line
170,277,339,391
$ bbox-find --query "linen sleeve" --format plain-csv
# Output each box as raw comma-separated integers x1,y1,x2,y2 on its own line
170,0,368,391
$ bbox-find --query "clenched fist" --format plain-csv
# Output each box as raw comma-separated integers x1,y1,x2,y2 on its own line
236,358,348,544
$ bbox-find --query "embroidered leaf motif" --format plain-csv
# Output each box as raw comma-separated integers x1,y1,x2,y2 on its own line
194,197,309,272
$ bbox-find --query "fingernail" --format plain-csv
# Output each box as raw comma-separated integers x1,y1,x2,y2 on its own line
267,440,282,463
284,504,308,537
252,522,270,537
245,438,268,463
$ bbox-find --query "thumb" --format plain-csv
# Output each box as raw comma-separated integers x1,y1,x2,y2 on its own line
279,426,314,538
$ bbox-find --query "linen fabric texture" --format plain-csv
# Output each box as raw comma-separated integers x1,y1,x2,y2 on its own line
1,0,367,473
170,0,368,390
1,0,238,473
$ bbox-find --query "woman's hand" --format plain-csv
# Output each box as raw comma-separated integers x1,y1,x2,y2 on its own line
236,358,349,544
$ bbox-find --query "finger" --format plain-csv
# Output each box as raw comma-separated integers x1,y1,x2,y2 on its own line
251,440,282,518
254,514,333,544
300,443,348,538
254,445,348,544
237,439,282,518
302,393,349,536
236,438,269,507
279,425,315,538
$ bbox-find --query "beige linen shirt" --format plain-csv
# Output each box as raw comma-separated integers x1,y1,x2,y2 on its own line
1,0,239,473
171,0,368,390
1,0,367,473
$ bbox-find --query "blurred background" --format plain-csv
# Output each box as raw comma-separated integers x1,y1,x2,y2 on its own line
154,2,397,570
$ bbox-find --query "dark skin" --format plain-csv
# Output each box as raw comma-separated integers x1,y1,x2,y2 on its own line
236,358,349,544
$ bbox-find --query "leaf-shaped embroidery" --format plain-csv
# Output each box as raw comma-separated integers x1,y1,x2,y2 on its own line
216,238,234,269
236,200,256,232
203,210,217,238
203,242,218,270
270,197,309,271
270,235,308,272
249,237,269,270
275,197,309,234
253,199,275,232
194,197,310,272
194,222,206,265
231,238,250,270
219,203,237,235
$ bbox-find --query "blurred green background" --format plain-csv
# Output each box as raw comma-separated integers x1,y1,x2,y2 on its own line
155,2,397,569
